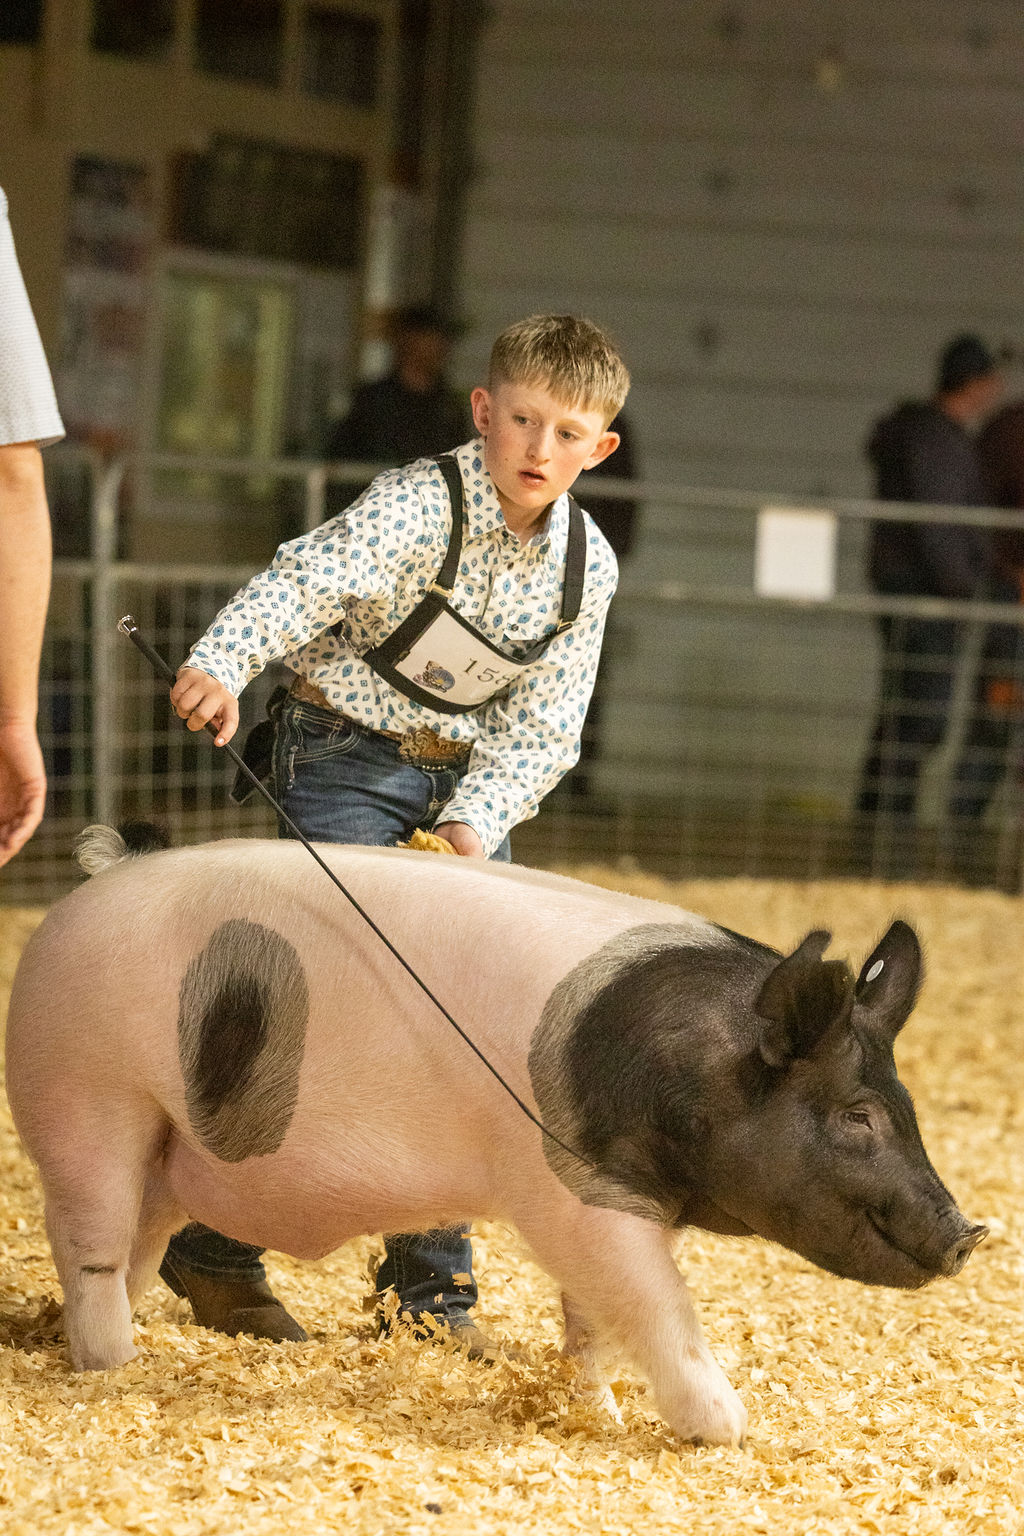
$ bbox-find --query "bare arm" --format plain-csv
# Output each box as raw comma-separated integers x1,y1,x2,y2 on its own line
0,442,52,864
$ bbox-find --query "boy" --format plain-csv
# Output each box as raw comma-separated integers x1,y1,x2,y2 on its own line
162,313,630,1353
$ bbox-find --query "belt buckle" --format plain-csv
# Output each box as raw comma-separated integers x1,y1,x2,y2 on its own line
398,726,467,766
399,725,445,764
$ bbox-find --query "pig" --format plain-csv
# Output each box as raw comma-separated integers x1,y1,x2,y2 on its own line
4,827,986,1447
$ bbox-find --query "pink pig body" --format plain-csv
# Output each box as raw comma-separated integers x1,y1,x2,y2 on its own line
9,834,983,1445
6,838,746,1444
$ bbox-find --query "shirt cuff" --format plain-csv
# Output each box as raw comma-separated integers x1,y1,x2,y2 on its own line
183,643,249,696
434,793,501,856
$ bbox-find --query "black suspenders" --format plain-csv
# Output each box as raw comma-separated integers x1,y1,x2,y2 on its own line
338,454,587,675
413,454,586,638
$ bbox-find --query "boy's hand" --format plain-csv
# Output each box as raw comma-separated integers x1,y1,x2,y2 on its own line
433,821,485,858
170,667,240,746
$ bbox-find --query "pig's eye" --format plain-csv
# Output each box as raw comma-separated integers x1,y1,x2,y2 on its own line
843,1108,873,1129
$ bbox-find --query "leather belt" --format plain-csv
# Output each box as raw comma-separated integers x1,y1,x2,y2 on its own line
289,676,473,766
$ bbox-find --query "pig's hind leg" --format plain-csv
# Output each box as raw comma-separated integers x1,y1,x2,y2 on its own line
561,1292,622,1424
125,1166,187,1312
37,1109,169,1371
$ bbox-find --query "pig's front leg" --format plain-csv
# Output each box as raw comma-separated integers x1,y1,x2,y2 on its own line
561,1291,622,1424
520,1201,746,1447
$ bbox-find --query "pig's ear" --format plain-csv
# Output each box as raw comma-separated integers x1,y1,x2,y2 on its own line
755,930,855,1067
853,920,922,1040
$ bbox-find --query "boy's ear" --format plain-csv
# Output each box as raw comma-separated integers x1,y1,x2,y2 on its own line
583,430,620,470
470,386,492,436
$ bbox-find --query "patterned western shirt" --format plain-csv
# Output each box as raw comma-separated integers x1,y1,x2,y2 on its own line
187,438,618,854
0,189,65,448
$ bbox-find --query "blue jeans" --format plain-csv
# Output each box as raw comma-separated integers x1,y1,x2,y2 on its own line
166,695,509,1325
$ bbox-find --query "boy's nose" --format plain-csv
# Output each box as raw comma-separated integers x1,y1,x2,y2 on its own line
527,428,553,463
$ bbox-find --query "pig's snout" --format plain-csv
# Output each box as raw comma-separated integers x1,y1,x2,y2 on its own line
940,1220,988,1277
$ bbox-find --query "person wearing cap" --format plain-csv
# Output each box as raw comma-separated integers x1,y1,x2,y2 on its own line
0,187,65,867
324,305,472,510
856,334,1008,836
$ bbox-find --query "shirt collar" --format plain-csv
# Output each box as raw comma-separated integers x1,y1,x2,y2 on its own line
454,438,566,553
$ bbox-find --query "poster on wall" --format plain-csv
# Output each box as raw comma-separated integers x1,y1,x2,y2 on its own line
57,156,153,457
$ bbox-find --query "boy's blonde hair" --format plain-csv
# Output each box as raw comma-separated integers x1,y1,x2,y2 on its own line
489,314,630,425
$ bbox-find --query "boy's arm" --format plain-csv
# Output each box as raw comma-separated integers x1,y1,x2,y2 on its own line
182,470,413,698
439,544,618,855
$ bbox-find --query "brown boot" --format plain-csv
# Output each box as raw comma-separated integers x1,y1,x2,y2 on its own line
159,1254,307,1342
445,1318,504,1363
381,1309,506,1363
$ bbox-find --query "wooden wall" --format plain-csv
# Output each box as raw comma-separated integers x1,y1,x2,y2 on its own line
459,0,1024,497
458,1,1024,817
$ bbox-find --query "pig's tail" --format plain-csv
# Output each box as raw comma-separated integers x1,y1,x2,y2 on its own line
74,820,170,875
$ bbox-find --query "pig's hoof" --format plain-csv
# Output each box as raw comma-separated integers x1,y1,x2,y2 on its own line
666,1361,748,1448
576,1382,623,1425
70,1340,138,1372
687,1386,746,1448
159,1257,308,1343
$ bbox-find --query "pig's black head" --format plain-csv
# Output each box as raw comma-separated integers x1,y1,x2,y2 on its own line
529,919,987,1290
724,920,988,1288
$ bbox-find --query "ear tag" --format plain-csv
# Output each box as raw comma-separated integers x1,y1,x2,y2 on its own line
865,959,884,983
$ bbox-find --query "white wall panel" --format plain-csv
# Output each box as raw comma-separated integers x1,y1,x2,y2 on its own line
463,2,1024,506
473,133,1024,246
465,214,1022,315
482,0,1024,82
459,0,1024,808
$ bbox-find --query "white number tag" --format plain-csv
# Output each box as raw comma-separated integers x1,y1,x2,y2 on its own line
394,610,525,706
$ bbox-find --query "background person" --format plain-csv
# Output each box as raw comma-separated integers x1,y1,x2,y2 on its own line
0,187,64,868
856,334,1008,840
324,304,471,512
161,314,630,1353
945,397,1024,829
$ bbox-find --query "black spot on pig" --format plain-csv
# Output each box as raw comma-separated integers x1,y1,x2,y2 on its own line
712,923,778,960
529,923,746,1225
177,920,308,1162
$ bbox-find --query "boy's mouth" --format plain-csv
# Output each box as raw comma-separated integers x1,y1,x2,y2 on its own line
519,468,547,487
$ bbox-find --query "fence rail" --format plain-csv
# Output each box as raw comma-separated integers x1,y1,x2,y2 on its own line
5,448,1021,904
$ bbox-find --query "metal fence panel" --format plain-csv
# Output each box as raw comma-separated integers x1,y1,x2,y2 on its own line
5,451,1021,903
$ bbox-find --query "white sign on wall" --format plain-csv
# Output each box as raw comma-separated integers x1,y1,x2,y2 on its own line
755,507,838,601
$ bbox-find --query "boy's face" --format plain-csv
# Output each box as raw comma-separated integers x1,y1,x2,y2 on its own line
471,380,619,532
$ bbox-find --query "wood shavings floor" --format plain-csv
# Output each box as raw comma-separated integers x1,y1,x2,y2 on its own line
1,872,1021,1535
